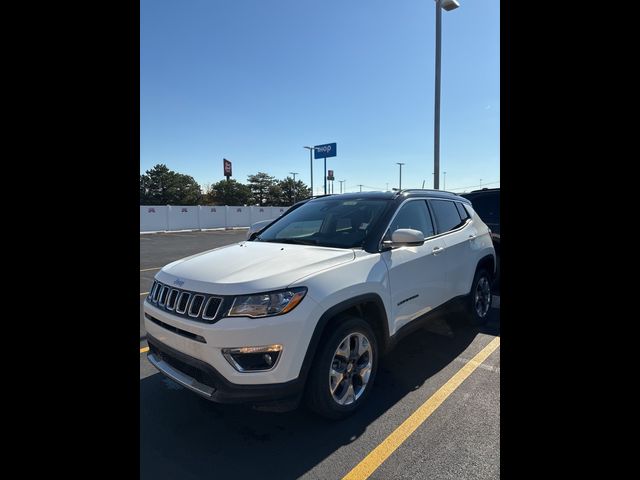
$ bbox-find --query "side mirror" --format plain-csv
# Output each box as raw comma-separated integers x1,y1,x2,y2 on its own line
383,228,425,247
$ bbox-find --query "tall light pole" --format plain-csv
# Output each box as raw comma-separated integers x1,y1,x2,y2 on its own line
289,172,299,203
443,171,447,190
303,146,315,196
339,180,345,194
396,162,405,190
433,0,460,190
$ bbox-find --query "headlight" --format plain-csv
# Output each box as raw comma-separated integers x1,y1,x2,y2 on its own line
228,287,307,318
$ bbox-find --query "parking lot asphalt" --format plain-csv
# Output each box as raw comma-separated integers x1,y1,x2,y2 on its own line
140,230,500,480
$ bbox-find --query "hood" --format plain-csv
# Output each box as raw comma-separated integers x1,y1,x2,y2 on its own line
155,241,355,295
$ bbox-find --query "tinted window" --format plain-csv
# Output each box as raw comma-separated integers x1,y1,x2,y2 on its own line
388,200,435,237
468,192,499,222
256,198,389,248
276,220,323,238
455,202,469,220
336,217,352,231
430,200,464,233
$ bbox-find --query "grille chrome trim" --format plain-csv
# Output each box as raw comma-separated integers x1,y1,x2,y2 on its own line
188,294,205,317
201,297,222,321
146,281,225,322
166,289,179,310
151,281,162,302
158,285,169,306
175,292,192,314
148,281,156,301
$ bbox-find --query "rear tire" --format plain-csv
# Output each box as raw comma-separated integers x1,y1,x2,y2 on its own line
468,268,492,326
305,315,378,420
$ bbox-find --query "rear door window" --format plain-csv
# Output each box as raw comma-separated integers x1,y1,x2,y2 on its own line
455,202,470,221
429,199,465,233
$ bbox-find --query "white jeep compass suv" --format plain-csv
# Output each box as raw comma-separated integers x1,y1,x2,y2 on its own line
144,190,495,419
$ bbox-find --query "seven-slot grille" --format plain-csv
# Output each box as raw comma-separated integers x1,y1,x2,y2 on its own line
147,281,223,322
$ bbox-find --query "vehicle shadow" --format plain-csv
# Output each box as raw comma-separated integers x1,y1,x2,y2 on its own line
140,309,500,480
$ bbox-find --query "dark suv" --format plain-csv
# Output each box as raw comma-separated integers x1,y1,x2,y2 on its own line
461,188,500,285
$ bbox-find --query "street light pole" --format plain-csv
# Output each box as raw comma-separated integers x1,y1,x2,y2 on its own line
339,180,345,194
289,172,299,203
433,0,459,190
434,1,442,190
443,171,447,190
397,162,405,190
324,157,327,195
303,146,314,196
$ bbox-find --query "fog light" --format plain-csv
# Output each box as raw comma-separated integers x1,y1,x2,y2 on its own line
222,345,282,372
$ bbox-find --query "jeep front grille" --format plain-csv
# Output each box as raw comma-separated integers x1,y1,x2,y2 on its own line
146,281,223,323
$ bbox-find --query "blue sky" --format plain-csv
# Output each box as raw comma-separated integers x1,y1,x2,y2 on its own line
141,0,499,194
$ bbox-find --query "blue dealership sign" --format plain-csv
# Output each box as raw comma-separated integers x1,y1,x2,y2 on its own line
314,143,337,159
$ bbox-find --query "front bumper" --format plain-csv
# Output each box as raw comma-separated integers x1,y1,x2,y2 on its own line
143,295,320,384
147,334,304,404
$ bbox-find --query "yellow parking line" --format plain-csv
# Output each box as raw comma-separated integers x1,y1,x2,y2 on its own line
140,292,149,296
140,346,149,353
342,336,501,480
140,267,161,272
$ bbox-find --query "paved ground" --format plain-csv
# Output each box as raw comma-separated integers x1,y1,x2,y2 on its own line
140,230,500,480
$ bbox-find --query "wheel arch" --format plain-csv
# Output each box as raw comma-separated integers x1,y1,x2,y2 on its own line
476,253,496,279
297,293,390,385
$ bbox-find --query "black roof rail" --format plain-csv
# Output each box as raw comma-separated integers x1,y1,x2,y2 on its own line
393,188,461,197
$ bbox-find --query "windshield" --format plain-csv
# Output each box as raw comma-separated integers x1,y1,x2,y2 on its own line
255,198,389,249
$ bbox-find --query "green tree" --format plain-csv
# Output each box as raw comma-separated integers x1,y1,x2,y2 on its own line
205,179,251,205
140,164,202,205
266,183,283,206
278,177,312,205
247,172,277,205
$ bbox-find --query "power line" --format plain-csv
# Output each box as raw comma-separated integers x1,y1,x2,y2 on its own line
448,180,500,192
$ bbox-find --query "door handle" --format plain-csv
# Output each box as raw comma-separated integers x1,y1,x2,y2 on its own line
468,234,476,239
432,246,445,254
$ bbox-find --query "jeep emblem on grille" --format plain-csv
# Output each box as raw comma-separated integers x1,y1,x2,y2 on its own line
173,278,185,287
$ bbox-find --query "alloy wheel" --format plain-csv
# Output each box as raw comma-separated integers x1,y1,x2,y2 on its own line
474,276,491,318
329,332,373,406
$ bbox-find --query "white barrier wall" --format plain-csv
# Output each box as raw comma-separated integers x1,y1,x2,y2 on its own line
251,206,275,223
273,206,289,218
141,205,290,232
167,206,199,231
198,206,227,229
227,206,252,228
140,206,169,232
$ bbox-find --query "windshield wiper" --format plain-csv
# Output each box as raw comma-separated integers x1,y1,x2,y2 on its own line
263,238,318,246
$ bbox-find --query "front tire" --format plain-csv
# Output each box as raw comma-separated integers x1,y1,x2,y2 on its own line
305,315,378,420
468,268,492,326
